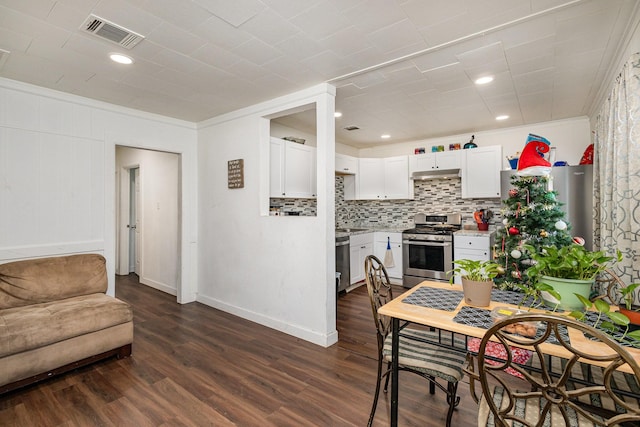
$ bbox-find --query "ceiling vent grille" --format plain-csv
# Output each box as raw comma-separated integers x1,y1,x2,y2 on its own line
81,14,144,49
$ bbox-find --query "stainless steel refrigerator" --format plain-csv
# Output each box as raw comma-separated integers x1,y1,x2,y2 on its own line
500,165,594,251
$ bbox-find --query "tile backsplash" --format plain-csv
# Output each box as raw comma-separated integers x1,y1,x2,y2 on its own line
335,176,502,228
270,176,503,226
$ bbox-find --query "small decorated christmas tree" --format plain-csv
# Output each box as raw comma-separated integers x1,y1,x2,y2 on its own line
494,134,574,291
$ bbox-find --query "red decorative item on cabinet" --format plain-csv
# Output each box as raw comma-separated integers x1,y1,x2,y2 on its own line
579,144,594,165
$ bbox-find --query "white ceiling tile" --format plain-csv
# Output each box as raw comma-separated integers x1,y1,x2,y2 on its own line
140,0,212,29
258,0,322,20
192,0,265,28
148,49,201,74
224,58,267,81
274,32,326,61
193,15,252,50
342,0,407,34
299,50,353,77
367,19,427,55
400,0,467,29
456,42,505,68
504,35,555,65
239,8,300,45
289,3,352,39
146,22,207,55
0,0,56,20
232,37,283,66
261,56,321,84
0,28,32,53
191,43,242,69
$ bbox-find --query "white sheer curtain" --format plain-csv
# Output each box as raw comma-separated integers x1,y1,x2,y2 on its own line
593,52,640,287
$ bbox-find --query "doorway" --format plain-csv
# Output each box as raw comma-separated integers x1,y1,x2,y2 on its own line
115,146,180,297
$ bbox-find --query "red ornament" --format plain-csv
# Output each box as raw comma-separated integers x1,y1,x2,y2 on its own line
509,188,518,197
508,227,520,235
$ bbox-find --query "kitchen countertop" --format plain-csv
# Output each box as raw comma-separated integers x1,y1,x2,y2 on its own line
336,225,407,238
454,228,496,237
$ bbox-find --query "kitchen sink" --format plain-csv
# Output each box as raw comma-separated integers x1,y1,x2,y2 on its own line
336,228,369,233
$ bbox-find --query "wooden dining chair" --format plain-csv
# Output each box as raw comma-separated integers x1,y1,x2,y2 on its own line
465,313,640,426
363,255,466,427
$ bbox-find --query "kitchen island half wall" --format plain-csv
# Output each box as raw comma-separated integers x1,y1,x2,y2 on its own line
335,176,502,229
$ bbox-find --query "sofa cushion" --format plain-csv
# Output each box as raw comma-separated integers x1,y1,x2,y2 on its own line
0,254,107,309
0,293,132,358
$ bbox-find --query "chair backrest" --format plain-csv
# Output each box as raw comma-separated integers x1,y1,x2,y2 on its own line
597,268,626,305
476,313,640,426
364,255,393,340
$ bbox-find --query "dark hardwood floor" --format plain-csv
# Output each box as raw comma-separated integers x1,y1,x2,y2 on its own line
0,274,479,426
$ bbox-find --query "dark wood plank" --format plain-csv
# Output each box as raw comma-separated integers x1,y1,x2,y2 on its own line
0,274,480,426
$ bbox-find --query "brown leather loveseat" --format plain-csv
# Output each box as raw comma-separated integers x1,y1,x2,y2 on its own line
0,254,133,393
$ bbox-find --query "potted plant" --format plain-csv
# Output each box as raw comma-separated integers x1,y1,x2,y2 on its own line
449,259,502,307
618,282,640,325
524,244,622,311
571,294,640,347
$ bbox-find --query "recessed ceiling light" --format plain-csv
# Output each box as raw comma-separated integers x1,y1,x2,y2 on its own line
110,53,133,65
334,112,342,118
381,134,390,139
496,115,509,121
475,76,494,85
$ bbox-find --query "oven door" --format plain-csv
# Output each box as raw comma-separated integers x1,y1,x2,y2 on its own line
402,239,453,284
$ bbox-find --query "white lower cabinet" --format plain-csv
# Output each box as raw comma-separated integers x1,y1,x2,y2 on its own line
453,233,494,284
349,233,374,285
373,232,403,280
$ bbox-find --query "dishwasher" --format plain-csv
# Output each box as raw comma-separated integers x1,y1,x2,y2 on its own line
335,235,350,293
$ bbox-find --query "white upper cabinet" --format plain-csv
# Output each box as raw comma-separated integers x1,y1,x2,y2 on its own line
270,137,316,199
409,151,461,173
358,158,386,199
357,156,411,200
335,153,358,174
384,156,411,199
461,145,502,199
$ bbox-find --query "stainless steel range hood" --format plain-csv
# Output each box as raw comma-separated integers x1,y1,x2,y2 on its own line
410,169,461,180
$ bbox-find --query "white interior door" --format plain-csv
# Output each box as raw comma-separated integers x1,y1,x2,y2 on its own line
128,167,140,274
134,167,141,275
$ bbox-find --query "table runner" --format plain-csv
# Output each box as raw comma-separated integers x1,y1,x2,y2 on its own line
402,286,463,311
453,306,567,345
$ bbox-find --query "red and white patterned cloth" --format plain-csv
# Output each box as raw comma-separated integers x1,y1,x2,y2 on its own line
467,338,532,378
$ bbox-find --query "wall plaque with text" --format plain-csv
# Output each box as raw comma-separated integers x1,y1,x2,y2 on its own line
227,159,244,189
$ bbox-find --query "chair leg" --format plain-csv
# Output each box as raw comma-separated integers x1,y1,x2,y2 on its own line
383,361,391,393
368,356,385,427
429,375,435,394
445,381,460,427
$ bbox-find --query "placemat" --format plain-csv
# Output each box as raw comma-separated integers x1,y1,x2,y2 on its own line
491,289,564,311
402,286,463,311
453,306,566,345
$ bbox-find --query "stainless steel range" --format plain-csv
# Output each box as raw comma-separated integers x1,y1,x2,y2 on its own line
402,213,462,287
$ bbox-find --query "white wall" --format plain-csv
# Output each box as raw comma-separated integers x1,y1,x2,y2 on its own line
197,83,338,347
116,147,180,295
358,117,591,167
0,78,198,302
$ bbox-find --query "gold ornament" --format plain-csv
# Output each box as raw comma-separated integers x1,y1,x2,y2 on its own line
540,229,549,237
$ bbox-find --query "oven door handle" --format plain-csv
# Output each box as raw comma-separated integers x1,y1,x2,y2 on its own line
403,240,451,247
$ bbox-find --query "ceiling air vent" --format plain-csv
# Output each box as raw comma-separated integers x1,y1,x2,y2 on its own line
344,126,360,131
81,14,144,49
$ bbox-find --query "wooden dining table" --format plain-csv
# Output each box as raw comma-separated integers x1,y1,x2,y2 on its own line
377,280,640,427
